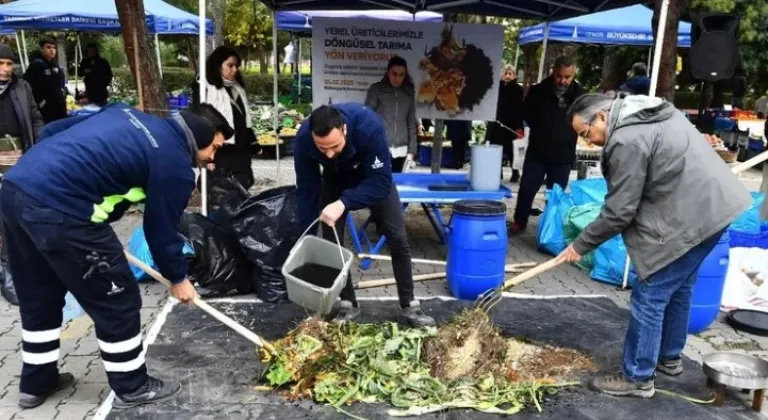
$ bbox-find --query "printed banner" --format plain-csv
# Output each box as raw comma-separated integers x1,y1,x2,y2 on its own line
312,18,504,121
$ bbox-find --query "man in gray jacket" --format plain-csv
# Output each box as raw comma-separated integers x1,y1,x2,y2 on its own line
560,93,751,398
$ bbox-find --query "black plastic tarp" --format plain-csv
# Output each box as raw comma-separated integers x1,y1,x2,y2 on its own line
105,297,762,420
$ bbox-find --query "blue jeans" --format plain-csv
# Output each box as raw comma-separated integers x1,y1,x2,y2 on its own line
623,229,725,381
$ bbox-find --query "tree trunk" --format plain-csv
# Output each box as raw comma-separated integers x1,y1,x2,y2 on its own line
600,47,625,92
651,0,681,101
211,0,225,48
522,44,538,93
259,51,268,74
115,0,168,117
185,37,197,72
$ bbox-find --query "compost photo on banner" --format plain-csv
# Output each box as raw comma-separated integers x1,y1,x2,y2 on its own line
312,18,505,121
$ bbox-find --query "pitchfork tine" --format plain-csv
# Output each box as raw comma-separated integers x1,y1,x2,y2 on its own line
474,258,564,313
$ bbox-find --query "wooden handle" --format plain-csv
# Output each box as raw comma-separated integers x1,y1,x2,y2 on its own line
358,254,447,266
731,150,768,175
500,258,563,291
355,272,446,289
124,251,275,354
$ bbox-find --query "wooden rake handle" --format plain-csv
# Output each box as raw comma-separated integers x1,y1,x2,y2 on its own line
500,258,564,292
124,251,276,354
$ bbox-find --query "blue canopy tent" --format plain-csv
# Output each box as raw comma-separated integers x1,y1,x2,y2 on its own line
0,0,213,35
0,0,213,79
518,5,691,47
276,10,443,34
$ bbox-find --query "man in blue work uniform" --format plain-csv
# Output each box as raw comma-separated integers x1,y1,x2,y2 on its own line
294,104,436,327
1,103,232,410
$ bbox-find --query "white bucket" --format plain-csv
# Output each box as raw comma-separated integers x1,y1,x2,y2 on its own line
282,219,354,315
470,144,503,192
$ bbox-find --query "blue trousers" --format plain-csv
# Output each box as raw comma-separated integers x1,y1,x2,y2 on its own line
1,182,148,396
623,230,725,381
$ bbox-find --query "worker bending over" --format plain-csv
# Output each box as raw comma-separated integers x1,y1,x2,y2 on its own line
294,104,436,327
1,103,231,409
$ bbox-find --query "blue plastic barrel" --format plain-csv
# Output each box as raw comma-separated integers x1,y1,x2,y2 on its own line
446,200,508,300
688,231,731,334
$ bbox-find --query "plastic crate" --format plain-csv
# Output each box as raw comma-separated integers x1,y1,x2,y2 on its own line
418,144,454,167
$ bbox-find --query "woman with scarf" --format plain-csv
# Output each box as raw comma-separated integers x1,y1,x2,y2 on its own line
194,46,255,190
365,56,418,173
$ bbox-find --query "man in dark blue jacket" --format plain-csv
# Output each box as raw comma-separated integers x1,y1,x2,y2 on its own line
1,103,232,410
294,104,435,327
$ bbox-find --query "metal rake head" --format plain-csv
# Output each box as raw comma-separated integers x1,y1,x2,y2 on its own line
475,287,503,314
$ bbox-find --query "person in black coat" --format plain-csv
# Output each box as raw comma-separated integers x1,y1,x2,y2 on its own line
79,43,113,106
24,37,67,124
488,65,524,182
510,56,586,234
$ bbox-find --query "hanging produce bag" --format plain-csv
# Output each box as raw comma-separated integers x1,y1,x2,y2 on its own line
537,185,574,256
231,186,300,303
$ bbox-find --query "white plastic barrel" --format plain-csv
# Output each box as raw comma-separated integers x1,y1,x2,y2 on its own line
470,144,503,192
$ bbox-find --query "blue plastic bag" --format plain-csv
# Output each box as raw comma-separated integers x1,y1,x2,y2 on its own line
127,226,195,281
537,185,575,256
591,235,638,287
570,178,608,206
729,192,765,234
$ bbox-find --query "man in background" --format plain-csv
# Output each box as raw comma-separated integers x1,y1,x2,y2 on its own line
510,56,586,234
24,37,67,123
0,43,43,153
79,43,113,106
618,63,651,96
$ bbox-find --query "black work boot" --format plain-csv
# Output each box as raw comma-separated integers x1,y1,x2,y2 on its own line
112,376,182,409
589,372,655,398
403,301,436,327
656,358,683,376
18,373,76,409
332,300,361,324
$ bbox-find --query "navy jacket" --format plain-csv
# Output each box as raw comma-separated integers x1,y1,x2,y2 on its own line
294,103,392,232
4,103,197,284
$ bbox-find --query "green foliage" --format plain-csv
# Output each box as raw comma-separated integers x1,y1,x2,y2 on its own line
111,66,293,99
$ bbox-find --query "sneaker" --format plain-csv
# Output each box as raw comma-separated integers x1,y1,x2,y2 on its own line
332,300,361,324
530,208,543,217
589,372,655,398
18,373,75,409
510,170,520,183
656,358,683,376
112,376,182,410
403,301,436,327
508,222,525,234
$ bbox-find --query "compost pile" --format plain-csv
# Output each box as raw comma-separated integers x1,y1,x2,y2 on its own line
259,309,596,417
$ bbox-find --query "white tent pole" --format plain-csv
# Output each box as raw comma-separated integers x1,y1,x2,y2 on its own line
14,32,25,73
649,0,670,97
513,44,520,69
537,22,550,83
155,33,163,78
199,0,208,216
646,47,652,71
20,30,28,70
273,10,280,186
297,37,302,103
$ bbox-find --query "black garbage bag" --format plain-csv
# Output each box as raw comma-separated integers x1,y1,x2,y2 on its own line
0,178,18,306
204,170,250,226
231,186,300,303
179,212,252,298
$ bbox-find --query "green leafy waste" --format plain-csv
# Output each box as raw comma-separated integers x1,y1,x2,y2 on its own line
258,309,593,417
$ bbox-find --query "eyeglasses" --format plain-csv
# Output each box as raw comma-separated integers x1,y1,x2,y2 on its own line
579,124,592,141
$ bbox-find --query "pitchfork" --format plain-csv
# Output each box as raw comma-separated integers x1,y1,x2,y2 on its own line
475,257,564,313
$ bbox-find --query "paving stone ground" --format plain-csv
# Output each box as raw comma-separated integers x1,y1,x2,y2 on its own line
0,158,765,419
